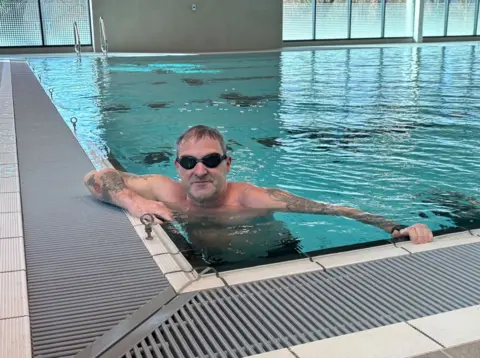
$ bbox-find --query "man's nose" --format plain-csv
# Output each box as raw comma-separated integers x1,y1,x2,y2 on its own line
193,162,208,176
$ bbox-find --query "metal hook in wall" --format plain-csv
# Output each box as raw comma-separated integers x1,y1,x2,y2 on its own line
140,213,155,240
70,117,78,132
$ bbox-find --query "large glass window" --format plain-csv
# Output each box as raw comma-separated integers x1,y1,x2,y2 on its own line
40,0,91,46
0,0,43,46
315,0,349,39
477,3,480,34
447,0,475,35
0,0,91,47
351,0,383,38
385,0,415,37
283,0,314,40
423,0,446,36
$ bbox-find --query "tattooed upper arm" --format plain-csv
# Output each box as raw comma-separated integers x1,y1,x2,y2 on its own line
244,186,398,233
265,188,336,214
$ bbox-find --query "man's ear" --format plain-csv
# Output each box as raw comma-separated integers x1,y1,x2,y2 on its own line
225,156,232,171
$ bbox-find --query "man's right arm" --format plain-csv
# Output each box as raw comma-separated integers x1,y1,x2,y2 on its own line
83,168,174,222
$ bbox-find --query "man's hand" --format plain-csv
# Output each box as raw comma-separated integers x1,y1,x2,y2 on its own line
127,197,174,224
392,223,433,245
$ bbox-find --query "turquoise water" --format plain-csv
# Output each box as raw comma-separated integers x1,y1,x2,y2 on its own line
28,45,480,267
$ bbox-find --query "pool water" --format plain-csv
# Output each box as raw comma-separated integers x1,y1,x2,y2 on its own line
28,44,480,269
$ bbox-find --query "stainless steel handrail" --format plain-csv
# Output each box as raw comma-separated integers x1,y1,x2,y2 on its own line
99,16,108,57
74,21,81,57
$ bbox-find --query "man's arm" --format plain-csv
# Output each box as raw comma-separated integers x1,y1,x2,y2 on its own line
83,169,175,222
241,185,433,243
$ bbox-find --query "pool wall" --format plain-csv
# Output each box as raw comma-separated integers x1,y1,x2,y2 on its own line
90,0,283,53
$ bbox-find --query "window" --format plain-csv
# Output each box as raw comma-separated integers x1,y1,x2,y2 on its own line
385,0,415,37
0,0,91,47
40,0,91,45
315,0,349,39
447,0,475,35
283,0,314,40
423,0,446,36
351,0,383,38
284,0,479,40
0,0,43,46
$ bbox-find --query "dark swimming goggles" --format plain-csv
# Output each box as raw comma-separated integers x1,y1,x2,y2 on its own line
176,153,227,170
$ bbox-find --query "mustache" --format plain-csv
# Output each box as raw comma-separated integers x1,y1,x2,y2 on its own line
190,175,214,183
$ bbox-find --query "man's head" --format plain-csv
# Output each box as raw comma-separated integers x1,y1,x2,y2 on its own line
175,125,231,206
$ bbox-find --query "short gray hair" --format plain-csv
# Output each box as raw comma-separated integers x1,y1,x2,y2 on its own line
176,125,227,154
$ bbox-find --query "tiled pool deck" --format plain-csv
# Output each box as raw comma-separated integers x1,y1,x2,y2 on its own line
1,58,480,358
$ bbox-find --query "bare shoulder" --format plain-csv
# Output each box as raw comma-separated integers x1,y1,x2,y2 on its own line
231,182,269,207
147,175,185,202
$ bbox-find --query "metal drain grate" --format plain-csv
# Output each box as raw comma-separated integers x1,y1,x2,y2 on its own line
121,242,480,358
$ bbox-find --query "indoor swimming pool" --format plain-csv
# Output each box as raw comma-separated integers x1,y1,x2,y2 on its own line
27,44,480,269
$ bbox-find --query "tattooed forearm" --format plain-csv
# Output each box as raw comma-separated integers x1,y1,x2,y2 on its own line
100,172,125,204
266,189,398,233
119,172,156,181
266,189,337,214
86,174,100,193
85,171,126,205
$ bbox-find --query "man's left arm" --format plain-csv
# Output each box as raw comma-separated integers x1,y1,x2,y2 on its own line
241,185,433,244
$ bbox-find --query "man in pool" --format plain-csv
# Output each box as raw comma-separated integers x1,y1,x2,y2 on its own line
84,125,433,264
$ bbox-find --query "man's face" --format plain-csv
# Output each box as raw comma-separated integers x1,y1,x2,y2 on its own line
175,137,231,205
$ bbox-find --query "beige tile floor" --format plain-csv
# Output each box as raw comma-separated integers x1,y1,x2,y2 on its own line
0,61,32,358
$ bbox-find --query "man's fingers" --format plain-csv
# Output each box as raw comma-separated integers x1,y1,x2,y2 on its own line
400,224,434,244
419,226,433,244
405,227,419,244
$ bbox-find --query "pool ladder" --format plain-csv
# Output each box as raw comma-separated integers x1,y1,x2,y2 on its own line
74,21,81,57
99,16,108,58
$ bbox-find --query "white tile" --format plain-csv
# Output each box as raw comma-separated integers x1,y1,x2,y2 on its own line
398,231,480,253
0,317,32,358
248,349,296,358
0,213,23,238
165,271,197,293
221,258,322,286
409,305,480,348
290,323,441,358
153,253,192,274
0,127,15,136
0,99,12,110
0,143,16,153
152,225,184,253
0,152,16,164
0,122,15,132
0,134,16,144
0,164,17,178
133,224,169,256
0,271,29,319
125,211,142,227
471,229,480,237
0,177,19,193
0,192,21,213
0,238,26,272
313,244,407,269
180,275,226,293
0,116,14,124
